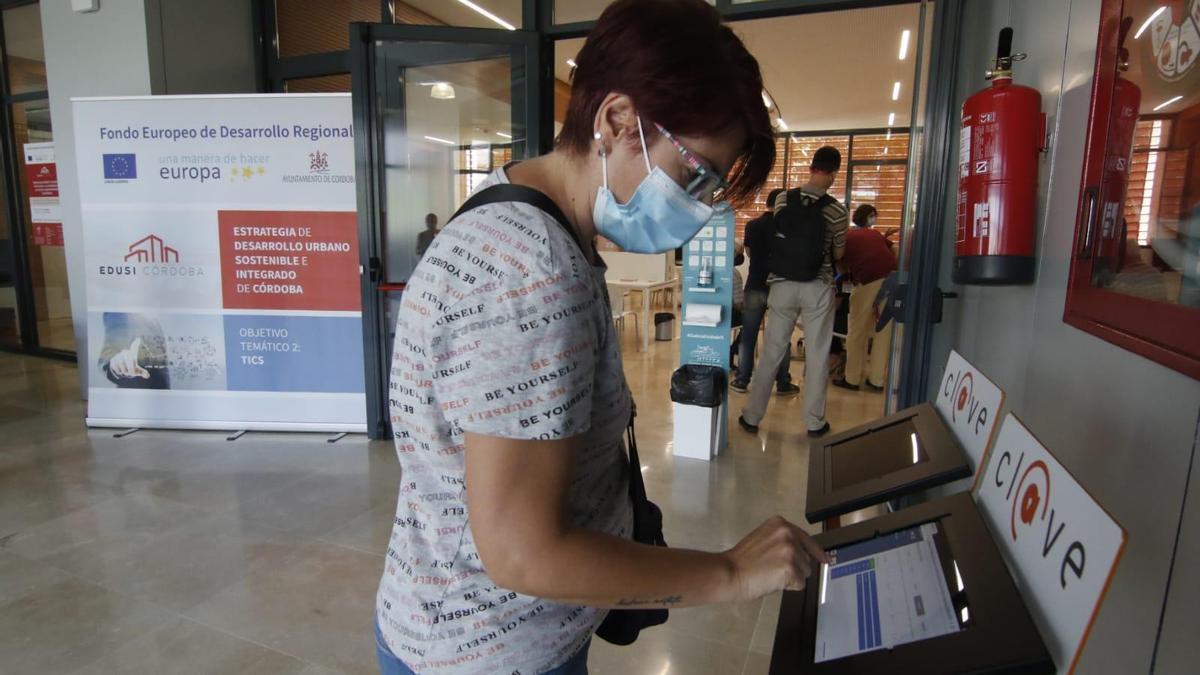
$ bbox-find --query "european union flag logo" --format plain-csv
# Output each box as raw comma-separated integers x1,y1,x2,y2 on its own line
103,154,137,180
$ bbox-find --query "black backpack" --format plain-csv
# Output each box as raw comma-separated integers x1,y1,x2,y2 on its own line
767,189,834,281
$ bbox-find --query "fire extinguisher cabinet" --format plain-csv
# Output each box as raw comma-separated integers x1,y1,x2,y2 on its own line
954,28,1045,285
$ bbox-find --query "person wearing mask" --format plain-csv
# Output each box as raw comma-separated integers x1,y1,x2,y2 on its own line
731,188,798,395
834,204,897,392
738,146,848,438
375,3,827,674
415,212,439,258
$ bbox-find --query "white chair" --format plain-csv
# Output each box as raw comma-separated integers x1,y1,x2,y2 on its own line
607,284,640,342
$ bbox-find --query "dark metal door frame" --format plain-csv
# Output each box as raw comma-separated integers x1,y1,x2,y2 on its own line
0,0,74,361
351,22,541,438
895,0,965,408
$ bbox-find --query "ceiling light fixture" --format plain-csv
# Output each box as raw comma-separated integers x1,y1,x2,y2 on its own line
892,81,902,101
1135,6,1167,39
777,118,789,131
899,30,911,60
424,135,456,146
1154,95,1183,111
454,0,515,30
888,112,896,126
496,131,513,139
566,58,577,68
430,82,456,99
762,90,773,109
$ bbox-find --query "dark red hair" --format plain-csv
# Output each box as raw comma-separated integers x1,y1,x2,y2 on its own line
557,0,774,205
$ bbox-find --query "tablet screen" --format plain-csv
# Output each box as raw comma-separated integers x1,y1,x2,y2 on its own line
828,417,928,489
814,522,963,663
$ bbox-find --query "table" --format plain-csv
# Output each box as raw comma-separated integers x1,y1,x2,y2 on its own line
608,277,678,352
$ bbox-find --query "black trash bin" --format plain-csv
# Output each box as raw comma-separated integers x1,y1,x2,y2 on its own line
654,312,674,341
670,365,727,407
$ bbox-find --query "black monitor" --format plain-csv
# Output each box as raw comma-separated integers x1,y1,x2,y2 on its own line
806,402,971,523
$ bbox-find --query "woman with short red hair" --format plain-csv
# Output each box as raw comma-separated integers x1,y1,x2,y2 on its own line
375,2,827,673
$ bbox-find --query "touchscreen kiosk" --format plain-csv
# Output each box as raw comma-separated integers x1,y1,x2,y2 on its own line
806,402,970,523
770,493,1052,674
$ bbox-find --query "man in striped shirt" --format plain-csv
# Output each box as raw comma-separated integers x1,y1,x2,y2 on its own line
738,146,848,438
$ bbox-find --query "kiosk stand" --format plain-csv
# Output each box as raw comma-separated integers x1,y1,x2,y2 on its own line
769,351,1126,674
672,205,735,461
771,493,1053,674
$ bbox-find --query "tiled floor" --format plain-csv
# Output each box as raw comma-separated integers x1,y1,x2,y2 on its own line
0,330,887,674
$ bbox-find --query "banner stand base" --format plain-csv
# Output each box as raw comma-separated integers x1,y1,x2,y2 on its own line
87,418,368,434
113,427,141,438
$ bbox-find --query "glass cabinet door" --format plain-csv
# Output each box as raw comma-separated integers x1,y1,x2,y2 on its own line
1066,0,1200,379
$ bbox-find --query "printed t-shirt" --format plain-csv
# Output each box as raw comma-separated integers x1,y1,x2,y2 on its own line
376,169,633,675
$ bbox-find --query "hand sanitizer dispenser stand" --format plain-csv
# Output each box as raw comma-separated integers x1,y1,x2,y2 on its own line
673,204,736,461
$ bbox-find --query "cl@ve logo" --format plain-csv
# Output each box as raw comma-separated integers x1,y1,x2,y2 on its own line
991,449,1086,590
942,368,989,435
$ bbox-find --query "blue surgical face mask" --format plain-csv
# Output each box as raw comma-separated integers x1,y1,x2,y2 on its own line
592,117,714,254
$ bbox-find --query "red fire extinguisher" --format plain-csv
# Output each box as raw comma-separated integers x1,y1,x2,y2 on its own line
1094,17,1141,284
954,28,1046,285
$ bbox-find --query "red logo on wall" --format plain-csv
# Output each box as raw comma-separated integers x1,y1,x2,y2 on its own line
1010,459,1051,542
124,234,180,263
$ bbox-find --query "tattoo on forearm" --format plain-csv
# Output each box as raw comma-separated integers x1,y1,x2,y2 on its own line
614,595,683,607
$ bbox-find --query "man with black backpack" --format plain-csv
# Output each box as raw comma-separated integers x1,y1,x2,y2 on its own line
738,146,848,438
731,188,798,395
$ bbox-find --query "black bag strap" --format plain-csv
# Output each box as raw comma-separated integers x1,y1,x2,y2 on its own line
626,416,649,505
454,183,651,505
452,183,585,254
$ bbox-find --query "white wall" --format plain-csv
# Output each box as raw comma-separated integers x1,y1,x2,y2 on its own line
42,0,257,394
930,1,1200,672
147,0,257,95
41,0,158,395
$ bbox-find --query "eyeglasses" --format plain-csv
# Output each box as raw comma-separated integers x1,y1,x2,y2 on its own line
653,122,729,200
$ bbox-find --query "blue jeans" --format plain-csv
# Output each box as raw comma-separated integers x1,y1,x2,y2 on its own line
375,622,591,675
736,288,792,387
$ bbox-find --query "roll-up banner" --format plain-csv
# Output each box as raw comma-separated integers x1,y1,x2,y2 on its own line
72,94,365,432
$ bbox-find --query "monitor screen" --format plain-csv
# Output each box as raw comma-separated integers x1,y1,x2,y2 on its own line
828,416,928,490
813,522,967,663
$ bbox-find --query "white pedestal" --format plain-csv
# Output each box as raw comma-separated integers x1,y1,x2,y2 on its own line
672,401,727,461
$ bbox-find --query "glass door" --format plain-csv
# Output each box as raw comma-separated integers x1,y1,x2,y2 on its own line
1,1,72,356
884,0,935,411
352,24,541,438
